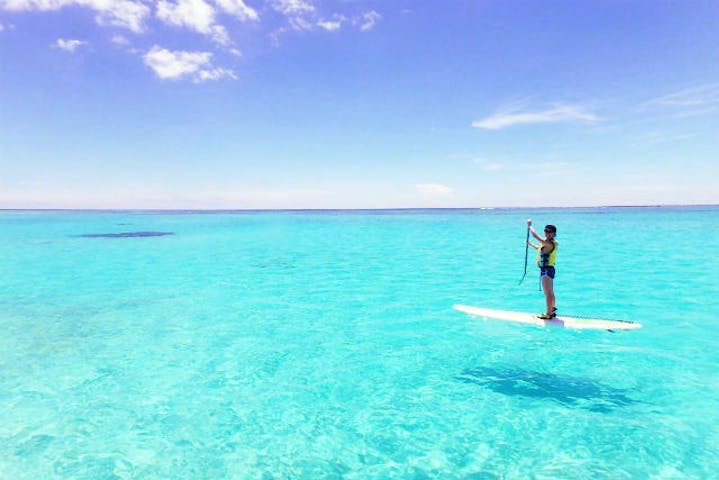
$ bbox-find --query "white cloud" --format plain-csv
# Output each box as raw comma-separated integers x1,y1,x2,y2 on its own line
144,45,209,79
272,0,314,15
94,0,149,31
143,46,236,82
156,0,230,44
416,183,453,196
54,38,86,52
317,15,344,31
214,0,258,21
3,0,386,81
1,0,150,32
356,10,380,31
157,0,215,31
472,105,597,130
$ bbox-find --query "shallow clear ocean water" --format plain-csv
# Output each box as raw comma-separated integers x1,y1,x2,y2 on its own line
1,207,718,480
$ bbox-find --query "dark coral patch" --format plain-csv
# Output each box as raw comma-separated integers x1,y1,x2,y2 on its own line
78,231,174,238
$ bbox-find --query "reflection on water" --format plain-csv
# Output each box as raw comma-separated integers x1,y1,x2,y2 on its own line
457,366,638,412
77,231,174,238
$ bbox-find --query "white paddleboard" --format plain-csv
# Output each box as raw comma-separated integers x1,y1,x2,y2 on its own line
453,305,642,331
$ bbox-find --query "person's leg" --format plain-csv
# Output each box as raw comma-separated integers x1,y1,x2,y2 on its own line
541,276,555,316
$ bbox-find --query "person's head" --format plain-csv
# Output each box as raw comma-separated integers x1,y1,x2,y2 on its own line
544,224,557,238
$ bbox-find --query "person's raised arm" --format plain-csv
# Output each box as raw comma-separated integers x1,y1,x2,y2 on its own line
527,218,544,242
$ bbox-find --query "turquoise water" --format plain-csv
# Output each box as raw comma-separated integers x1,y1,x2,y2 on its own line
1,207,718,479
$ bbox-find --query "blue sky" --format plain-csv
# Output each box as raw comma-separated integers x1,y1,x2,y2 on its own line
1,0,718,208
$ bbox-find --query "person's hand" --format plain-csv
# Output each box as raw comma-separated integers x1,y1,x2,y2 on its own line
526,218,532,227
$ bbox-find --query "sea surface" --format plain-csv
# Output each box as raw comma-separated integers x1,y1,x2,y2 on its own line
1,207,718,479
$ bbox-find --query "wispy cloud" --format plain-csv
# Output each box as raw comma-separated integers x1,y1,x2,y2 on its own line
54,38,87,52
110,34,129,46
517,161,572,170
288,16,313,31
195,66,237,82
472,157,504,171
646,82,719,107
269,0,314,33
356,10,380,31
272,0,315,15
2,0,149,32
143,45,235,82
272,0,350,34
642,82,719,118
472,104,597,130
630,131,698,147
416,183,453,196
482,163,503,171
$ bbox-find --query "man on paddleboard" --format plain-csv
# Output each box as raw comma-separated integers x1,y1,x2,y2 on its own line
526,219,557,319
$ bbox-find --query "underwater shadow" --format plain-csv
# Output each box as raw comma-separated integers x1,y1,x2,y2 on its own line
457,366,638,412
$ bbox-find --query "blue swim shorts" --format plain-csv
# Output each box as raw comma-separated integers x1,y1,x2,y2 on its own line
540,266,556,279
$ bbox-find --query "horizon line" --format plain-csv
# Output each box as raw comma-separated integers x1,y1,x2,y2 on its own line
1,203,717,213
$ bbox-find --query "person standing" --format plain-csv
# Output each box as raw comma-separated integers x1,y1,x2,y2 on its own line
526,219,558,319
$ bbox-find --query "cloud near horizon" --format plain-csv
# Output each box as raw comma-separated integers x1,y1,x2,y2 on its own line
416,183,454,196
481,163,503,171
472,104,598,130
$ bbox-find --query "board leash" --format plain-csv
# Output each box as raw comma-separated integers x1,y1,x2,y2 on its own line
518,225,530,285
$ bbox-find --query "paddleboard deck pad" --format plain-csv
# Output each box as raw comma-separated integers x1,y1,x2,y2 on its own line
453,305,642,331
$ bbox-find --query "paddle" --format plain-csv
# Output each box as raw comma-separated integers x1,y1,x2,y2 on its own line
518,222,530,285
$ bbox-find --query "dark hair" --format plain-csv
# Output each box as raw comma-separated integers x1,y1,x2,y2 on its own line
544,224,557,234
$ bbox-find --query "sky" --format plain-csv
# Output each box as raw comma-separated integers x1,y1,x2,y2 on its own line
1,0,718,209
